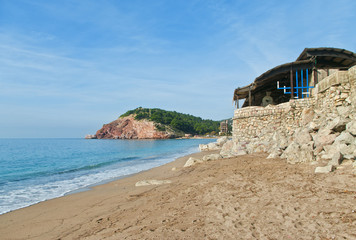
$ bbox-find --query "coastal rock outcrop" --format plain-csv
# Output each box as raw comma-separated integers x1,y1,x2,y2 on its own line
95,116,173,139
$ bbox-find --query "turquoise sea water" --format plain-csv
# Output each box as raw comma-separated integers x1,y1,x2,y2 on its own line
0,138,214,214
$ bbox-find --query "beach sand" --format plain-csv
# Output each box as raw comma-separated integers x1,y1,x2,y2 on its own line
0,151,355,239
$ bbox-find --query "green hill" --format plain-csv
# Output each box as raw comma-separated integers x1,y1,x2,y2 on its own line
120,107,220,135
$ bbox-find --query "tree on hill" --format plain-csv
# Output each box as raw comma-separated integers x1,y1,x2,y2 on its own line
120,107,220,135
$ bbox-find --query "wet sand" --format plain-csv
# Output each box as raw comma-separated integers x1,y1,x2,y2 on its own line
0,151,355,239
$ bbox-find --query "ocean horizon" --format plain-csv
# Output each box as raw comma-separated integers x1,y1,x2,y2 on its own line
0,138,215,215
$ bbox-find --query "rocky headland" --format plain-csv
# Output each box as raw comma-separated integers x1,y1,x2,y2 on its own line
95,115,174,139
89,107,222,139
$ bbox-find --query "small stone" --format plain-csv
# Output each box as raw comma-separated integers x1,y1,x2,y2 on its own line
183,157,203,167
199,144,209,151
327,117,347,132
267,149,282,159
313,129,337,150
216,136,229,146
279,137,289,149
328,152,343,166
202,154,221,161
336,106,350,116
339,143,356,156
220,140,234,158
235,149,248,156
207,142,221,150
171,167,177,171
307,122,319,132
294,128,312,145
315,165,335,173
334,132,354,145
346,121,356,136
301,108,315,126
340,93,349,99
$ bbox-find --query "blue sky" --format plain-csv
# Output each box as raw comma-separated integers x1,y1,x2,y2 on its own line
1,0,355,138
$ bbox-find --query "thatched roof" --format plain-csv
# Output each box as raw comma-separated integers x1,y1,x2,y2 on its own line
234,47,356,100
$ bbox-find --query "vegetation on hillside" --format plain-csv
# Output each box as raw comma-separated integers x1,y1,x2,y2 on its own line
120,107,221,135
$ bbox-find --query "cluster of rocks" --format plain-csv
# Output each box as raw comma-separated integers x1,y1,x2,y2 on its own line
196,115,356,174
227,111,356,170
183,153,222,167
199,136,229,151
196,67,356,174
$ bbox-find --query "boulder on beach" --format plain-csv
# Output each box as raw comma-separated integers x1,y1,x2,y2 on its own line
184,157,203,167
202,153,221,161
135,180,172,187
199,137,230,152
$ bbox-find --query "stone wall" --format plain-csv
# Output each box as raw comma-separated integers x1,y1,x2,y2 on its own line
233,99,315,142
226,66,356,169
233,66,356,141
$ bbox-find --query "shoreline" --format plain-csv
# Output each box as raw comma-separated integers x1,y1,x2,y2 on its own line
0,150,218,238
1,150,355,239
0,138,213,215
63,143,213,197
64,173,136,196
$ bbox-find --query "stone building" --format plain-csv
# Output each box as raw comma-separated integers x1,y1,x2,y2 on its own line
219,120,229,135
233,47,356,108
227,47,356,168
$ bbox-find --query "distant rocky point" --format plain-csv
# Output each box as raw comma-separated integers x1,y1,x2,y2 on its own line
95,115,174,139
86,107,224,140
85,134,97,139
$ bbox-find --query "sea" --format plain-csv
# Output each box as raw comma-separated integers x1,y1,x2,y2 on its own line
0,138,215,215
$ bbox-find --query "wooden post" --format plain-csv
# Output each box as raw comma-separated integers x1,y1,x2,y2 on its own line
313,68,318,85
290,67,294,99
248,86,252,106
313,57,318,85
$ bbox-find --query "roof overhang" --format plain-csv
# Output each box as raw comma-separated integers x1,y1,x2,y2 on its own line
297,47,356,69
234,59,313,100
234,47,356,100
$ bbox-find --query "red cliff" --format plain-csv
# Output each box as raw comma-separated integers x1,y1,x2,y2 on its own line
95,116,173,139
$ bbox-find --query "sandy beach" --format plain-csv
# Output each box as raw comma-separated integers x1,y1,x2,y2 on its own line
0,151,355,240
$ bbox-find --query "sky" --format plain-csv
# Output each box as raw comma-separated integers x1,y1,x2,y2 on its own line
0,0,355,138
